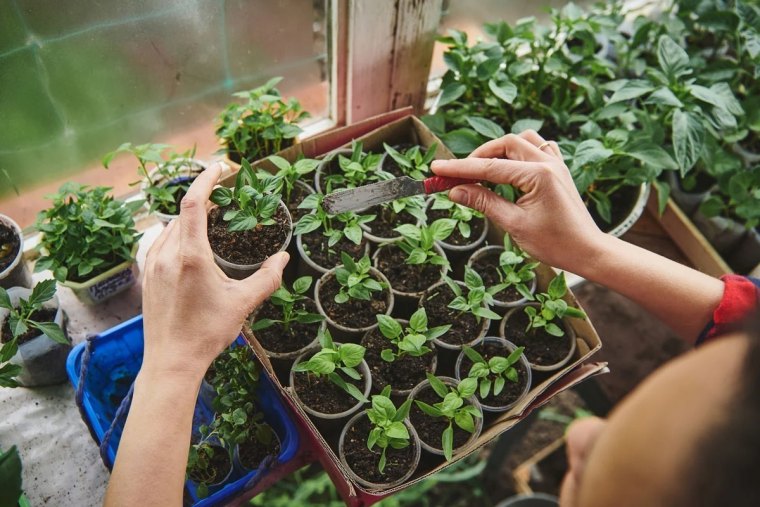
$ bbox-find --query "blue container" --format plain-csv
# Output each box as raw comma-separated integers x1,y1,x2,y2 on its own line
67,315,300,507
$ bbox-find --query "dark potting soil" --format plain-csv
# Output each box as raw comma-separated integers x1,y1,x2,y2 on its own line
319,273,388,329
207,204,290,265
344,415,415,484
410,385,472,451
293,369,365,414
287,184,313,222
301,230,368,271
426,208,485,246
459,342,529,408
1,308,57,345
238,431,281,471
189,446,231,484
362,328,435,393
470,250,526,303
504,309,572,367
0,223,20,272
363,205,417,239
587,185,638,233
422,284,481,347
375,244,442,294
254,299,321,354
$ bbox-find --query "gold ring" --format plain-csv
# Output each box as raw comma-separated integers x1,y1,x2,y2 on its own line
537,141,551,151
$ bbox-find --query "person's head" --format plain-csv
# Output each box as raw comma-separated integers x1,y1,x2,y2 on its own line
560,321,760,507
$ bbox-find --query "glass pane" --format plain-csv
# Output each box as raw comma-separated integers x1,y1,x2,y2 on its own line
0,0,329,227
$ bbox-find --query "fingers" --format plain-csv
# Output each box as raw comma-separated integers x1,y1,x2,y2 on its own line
469,131,555,162
565,417,607,483
236,251,290,309
145,219,179,276
179,162,223,244
448,184,522,232
520,130,563,160
432,158,546,193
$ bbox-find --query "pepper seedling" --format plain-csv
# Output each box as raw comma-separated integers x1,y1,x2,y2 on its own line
488,234,539,301
250,276,324,332
333,252,385,304
375,308,450,362
462,345,525,399
324,141,383,192
266,155,320,203
430,193,484,239
382,143,438,180
524,272,586,337
366,386,413,473
445,267,502,322
0,280,67,346
393,219,455,267
294,193,375,246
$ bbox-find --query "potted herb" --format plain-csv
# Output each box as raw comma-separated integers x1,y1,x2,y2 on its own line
315,141,383,194
0,280,69,387
266,156,319,222
208,159,293,279
408,373,483,461
294,193,374,274
314,253,394,339
338,386,422,490
499,273,586,371
0,213,31,289
361,308,450,396
426,193,489,256
455,338,531,413
381,142,437,179
290,329,371,425
102,142,207,225
216,77,308,164
186,441,233,499
34,183,143,305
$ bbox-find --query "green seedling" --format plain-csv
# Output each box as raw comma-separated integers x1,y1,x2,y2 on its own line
462,345,525,399
382,143,438,180
251,276,324,332
525,272,586,337
489,235,539,300
375,308,450,363
393,219,455,267
333,252,384,304
295,193,375,246
445,267,502,323
431,193,484,239
323,141,383,192
366,386,413,473
266,156,320,203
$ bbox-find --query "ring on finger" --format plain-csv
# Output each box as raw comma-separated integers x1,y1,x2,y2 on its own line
537,141,552,152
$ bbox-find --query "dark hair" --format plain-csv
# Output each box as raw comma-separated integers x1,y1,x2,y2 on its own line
676,315,760,506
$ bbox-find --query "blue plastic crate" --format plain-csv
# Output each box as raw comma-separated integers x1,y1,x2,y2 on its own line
67,315,300,507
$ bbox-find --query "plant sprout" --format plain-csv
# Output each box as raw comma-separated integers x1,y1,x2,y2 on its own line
382,143,438,180
489,235,539,300
462,345,525,399
375,308,450,363
430,193,484,240
445,267,502,323
250,276,324,332
266,156,320,203
323,141,383,192
333,252,385,304
393,219,455,267
366,386,413,473
525,272,586,337
294,193,375,247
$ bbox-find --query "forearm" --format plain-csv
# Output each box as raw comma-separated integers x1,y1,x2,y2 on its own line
104,368,202,507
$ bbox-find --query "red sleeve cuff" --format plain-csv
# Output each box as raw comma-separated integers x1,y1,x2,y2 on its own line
702,275,760,343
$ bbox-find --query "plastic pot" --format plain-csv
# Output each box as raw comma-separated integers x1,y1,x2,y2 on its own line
665,171,713,217
466,245,537,309
0,286,70,386
420,280,490,352
407,376,483,458
232,426,282,474
691,204,747,256
211,200,293,280
454,337,532,413
499,303,577,372
726,227,760,274
495,493,559,507
60,243,139,305
295,232,371,276
0,214,32,289
338,409,422,491
425,199,489,258
187,443,234,497
141,158,207,225
606,183,651,238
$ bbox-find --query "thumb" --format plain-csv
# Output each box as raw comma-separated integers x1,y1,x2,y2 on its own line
448,184,522,232
236,251,290,310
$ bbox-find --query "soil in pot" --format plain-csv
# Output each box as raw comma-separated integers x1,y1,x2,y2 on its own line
459,342,529,407
302,231,368,270
207,205,290,265
238,431,281,471
504,311,571,367
286,184,313,222
426,208,485,246
0,223,20,272
363,205,417,239
293,369,365,414
410,386,472,451
586,185,638,233
343,415,416,484
382,143,419,178
319,273,388,329
254,299,322,354
1,308,57,345
188,447,231,485
470,250,526,303
422,284,481,348
375,244,441,294
362,328,435,393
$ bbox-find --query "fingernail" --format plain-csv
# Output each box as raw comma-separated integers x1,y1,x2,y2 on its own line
431,160,448,170
449,187,466,203
278,251,290,267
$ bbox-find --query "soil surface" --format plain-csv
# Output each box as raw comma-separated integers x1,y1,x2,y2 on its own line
318,273,389,329
301,230,367,271
293,369,365,414
362,328,436,393
470,250,530,303
253,299,322,354
207,204,290,265
459,342,529,408
426,208,485,246
410,385,473,451
0,223,20,272
503,309,571,367
587,184,638,233
363,205,417,239
422,284,482,347
238,430,281,471
374,244,442,294
189,446,231,485
344,415,416,484
1,308,57,345
287,183,313,222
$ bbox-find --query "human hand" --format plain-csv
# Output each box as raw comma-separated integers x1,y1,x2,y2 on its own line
559,417,608,507
430,130,607,271
140,163,288,380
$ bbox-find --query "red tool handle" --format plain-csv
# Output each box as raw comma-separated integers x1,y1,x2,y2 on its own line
422,176,479,194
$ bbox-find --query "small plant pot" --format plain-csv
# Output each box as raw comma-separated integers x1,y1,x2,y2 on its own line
495,493,560,507
665,171,714,217
726,226,760,274
142,158,207,225
359,206,424,245
314,149,354,195
466,246,538,309
338,409,422,491
0,287,70,387
232,426,282,474
187,443,234,498
314,266,394,340
296,232,371,276
691,204,747,256
60,243,139,305
420,280,490,352
407,376,483,458
425,199,489,261
454,337,532,413
0,214,32,289
210,200,293,280
499,304,577,372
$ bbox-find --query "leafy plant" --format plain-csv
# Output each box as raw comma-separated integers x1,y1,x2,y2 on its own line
294,193,375,246
444,267,502,323
393,219,455,267
366,386,414,473
524,272,586,337
332,252,385,304
698,164,760,228
489,234,539,301
382,143,438,180
0,280,67,346
430,193,485,239
414,373,481,460
375,308,450,363
209,159,283,232
0,446,23,506
322,141,383,192
216,77,309,162
293,329,368,403
266,156,320,203
251,276,324,332
462,345,525,400
186,442,229,498
34,183,143,283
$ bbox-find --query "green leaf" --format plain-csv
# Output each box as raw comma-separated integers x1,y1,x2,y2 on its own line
376,314,402,339
292,276,312,295
607,80,655,104
344,225,363,245
652,179,670,216
488,79,517,104
442,425,455,461
493,376,506,395
415,400,442,418
250,318,277,331
429,218,456,241
672,110,705,176
339,343,366,368
0,446,23,507
657,35,690,78
442,129,482,155
409,308,428,332
380,349,396,362
0,288,11,310
427,373,449,398
626,142,678,170
511,119,544,134
210,187,233,207
479,378,491,398
438,83,467,107
28,279,57,307
466,117,505,140
32,321,68,345
454,410,475,433
457,377,477,398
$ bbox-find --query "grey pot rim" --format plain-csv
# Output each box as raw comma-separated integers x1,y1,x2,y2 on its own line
295,230,371,275
604,182,650,238
248,299,326,360
420,279,491,351
465,245,538,308
371,242,449,299
0,214,24,280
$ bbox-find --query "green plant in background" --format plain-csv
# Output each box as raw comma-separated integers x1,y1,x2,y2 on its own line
332,253,385,304
489,235,539,300
444,267,502,323
250,276,324,332
186,442,230,499
0,280,67,346
293,329,368,403
34,183,143,283
698,164,760,228
102,142,200,215
266,156,320,203
382,143,438,180
366,386,413,473
414,373,481,461
393,219,455,268
376,308,450,363
294,193,375,246
210,159,283,232
462,345,525,400
0,446,23,506
538,406,594,427
430,193,484,239
524,272,586,337
217,77,309,163
322,141,383,192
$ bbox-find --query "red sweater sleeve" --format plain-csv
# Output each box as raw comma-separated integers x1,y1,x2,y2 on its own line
698,275,760,345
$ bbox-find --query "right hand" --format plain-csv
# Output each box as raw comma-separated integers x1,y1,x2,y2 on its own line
430,130,607,271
